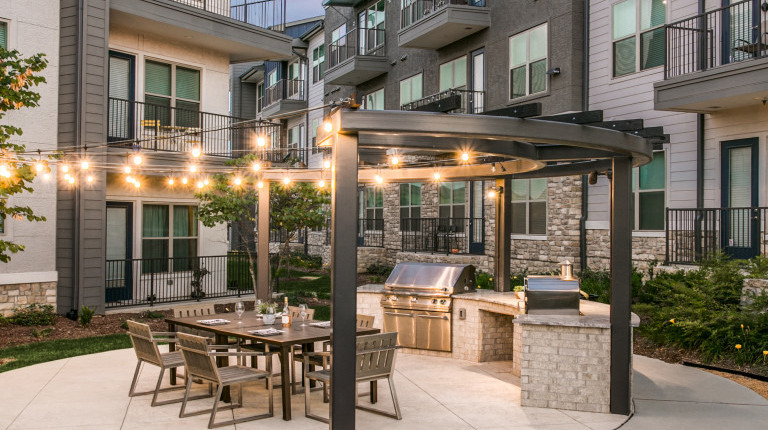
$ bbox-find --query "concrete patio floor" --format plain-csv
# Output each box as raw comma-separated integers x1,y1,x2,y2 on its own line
0,347,766,430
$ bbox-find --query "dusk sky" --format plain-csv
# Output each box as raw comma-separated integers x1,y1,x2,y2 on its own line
286,0,326,22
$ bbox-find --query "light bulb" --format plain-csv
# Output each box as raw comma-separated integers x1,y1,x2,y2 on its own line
191,146,201,158
181,177,188,185
43,173,51,181
257,181,264,189
35,162,44,172
203,178,209,186
189,165,197,173
0,165,12,178
282,177,291,185
61,164,70,173
252,162,261,172
64,173,72,181
86,175,94,183
433,172,441,181
323,160,331,169
132,154,142,165
126,175,134,183
234,177,242,186
461,152,469,162
197,181,204,189
81,160,89,170
323,120,333,133
318,180,326,188
375,174,384,184
168,178,175,186
487,190,497,199
256,136,266,147
68,176,75,184
134,180,140,189
391,156,399,166
123,166,131,174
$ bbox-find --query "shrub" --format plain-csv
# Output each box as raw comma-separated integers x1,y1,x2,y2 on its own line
10,304,56,326
141,311,165,320
476,271,493,289
31,327,54,340
367,264,394,277
78,306,95,327
290,253,323,269
744,255,768,279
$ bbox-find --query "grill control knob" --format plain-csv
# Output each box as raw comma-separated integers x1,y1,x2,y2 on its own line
440,299,447,305
432,299,438,304
390,296,397,302
410,297,418,302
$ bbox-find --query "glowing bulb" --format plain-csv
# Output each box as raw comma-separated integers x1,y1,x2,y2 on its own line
323,120,333,133
61,164,70,173
43,173,51,181
252,162,261,172
68,176,75,184
0,165,12,178
191,146,201,158
256,136,266,147
375,174,384,184
461,152,469,162
282,177,291,185
35,162,44,172
86,175,94,183
81,160,89,170
64,173,72,181
132,154,142,165
189,165,197,173
433,171,441,181
123,166,132,174
197,181,204,189
257,181,264,189
203,178,209,186
134,180,141,189
181,177,188,185
318,180,326,188
391,156,399,166
126,175,134,183
233,177,242,186
487,189,497,199
168,178,175,186
323,160,331,169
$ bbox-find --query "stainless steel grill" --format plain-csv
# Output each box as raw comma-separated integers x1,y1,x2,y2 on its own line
381,262,476,352
524,275,580,316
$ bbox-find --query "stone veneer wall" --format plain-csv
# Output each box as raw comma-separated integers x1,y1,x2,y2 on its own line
479,310,516,362
586,230,666,270
0,282,57,317
515,323,614,413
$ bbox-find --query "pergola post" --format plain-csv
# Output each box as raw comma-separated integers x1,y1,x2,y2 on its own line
257,182,270,300
330,132,359,429
610,156,633,415
494,177,512,292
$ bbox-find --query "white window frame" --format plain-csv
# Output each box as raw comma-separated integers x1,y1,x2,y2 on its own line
312,44,325,83
362,88,385,110
439,56,467,92
399,183,422,231
632,149,667,231
0,19,10,50
399,73,423,108
144,59,201,112
439,181,467,220
510,178,548,236
611,0,667,78
508,23,548,100
140,203,199,273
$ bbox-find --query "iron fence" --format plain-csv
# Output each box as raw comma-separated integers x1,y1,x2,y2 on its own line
401,217,484,254
401,0,485,29
327,27,387,70
105,253,256,308
168,0,286,31
401,88,485,114
664,0,767,79
264,79,306,108
666,207,768,264
358,218,384,248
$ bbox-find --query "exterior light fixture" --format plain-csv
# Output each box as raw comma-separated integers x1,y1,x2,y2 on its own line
375,174,384,185
132,153,142,165
181,176,189,185
461,152,470,162
81,160,89,170
487,185,503,199
252,161,261,172
318,180,326,188
433,171,441,181
282,177,291,185
560,260,574,280
257,181,264,189
391,156,399,166
256,136,267,148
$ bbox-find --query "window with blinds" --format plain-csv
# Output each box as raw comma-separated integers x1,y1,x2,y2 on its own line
612,0,666,77
400,183,421,231
312,45,325,83
145,60,200,127
439,182,467,220
400,73,423,107
439,57,466,92
141,204,198,273
632,151,666,230
511,178,547,235
509,23,548,100
362,88,384,110
0,21,8,50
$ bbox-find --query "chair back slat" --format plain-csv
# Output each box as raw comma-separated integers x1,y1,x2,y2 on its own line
356,314,375,328
288,306,316,321
127,320,162,366
356,332,398,380
177,332,220,382
172,304,215,318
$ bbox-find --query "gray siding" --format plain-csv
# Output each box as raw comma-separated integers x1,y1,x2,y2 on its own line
231,63,258,119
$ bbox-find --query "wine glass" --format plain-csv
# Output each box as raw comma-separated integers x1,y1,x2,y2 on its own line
235,302,245,322
299,304,308,326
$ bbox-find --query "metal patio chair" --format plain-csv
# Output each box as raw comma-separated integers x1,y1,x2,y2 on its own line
126,320,211,407
303,332,402,423
177,332,275,429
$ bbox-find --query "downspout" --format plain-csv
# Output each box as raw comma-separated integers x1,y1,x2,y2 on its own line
697,0,705,209
70,0,86,317
579,0,590,272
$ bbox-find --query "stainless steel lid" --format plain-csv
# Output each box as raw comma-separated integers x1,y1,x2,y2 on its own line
384,262,476,294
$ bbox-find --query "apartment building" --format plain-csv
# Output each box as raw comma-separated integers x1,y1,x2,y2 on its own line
56,0,292,314
0,1,60,316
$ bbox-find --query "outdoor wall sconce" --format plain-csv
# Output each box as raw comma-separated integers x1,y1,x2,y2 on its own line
487,185,503,199
546,67,561,76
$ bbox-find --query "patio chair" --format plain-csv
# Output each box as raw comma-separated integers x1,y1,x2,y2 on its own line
172,304,216,339
177,332,275,429
303,332,402,423
126,320,211,407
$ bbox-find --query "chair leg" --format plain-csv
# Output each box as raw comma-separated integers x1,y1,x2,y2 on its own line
388,375,402,420
128,361,142,397
208,384,224,429
150,367,166,407
179,376,194,418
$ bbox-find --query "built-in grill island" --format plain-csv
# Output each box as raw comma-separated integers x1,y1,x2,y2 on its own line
524,275,581,316
381,262,476,352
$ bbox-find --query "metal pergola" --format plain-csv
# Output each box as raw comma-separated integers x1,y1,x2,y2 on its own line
254,108,656,428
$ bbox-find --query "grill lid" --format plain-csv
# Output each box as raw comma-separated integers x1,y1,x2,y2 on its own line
385,262,476,294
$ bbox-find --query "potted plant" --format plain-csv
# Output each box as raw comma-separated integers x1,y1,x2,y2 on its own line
513,285,525,300
190,266,210,300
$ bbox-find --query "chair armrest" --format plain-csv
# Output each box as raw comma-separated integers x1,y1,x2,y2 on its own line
322,340,331,352
303,351,332,358
209,351,272,358
207,344,239,350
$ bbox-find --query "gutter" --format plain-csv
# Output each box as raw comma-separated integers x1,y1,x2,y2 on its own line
579,0,590,272
696,0,705,208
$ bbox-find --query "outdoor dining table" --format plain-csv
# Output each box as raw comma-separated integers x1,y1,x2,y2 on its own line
165,312,379,420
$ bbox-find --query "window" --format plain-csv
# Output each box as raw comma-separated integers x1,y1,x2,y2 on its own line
612,0,666,77
310,118,319,153
400,73,423,107
362,88,384,110
439,57,467,92
400,0,418,27
0,215,5,234
509,23,548,99
359,0,385,55
142,204,198,272
256,82,264,113
439,182,466,219
312,45,325,83
360,186,384,231
400,183,421,231
266,69,278,88
510,178,547,235
1,21,8,50
288,124,304,150
633,151,665,230
144,60,200,127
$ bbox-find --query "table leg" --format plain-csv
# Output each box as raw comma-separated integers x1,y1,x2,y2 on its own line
215,333,231,403
168,322,177,385
370,381,377,404
305,342,316,389
280,345,292,420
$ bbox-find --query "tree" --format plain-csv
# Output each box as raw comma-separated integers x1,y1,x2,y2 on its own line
0,47,49,262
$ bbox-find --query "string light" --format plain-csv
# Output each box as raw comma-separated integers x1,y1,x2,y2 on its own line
256,136,266,148
233,176,243,186
323,160,331,169
81,160,90,170
133,180,141,189
35,160,45,173
42,173,51,181
67,176,75,184
461,152,470,162
252,161,261,172
203,178,209,186
257,181,264,189
391,156,399,166
191,146,201,158
433,171,441,181
181,176,189,185
64,173,72,181
318,180,326,188
196,181,204,189
86,175,94,183
126,175,134,183
189,165,197,173
61,164,70,173
123,166,132,174
168,177,175,186
282,177,291,185
132,153,142,165
0,165,12,178
323,120,333,133
491,162,496,173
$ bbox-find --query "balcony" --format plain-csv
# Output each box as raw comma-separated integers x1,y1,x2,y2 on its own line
401,218,485,255
261,79,307,119
325,27,389,86
666,207,768,264
398,0,490,50
358,218,384,248
109,0,292,63
654,0,768,112
401,88,485,114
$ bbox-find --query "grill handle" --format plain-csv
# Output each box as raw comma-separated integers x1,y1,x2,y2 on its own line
385,312,414,317
417,314,449,320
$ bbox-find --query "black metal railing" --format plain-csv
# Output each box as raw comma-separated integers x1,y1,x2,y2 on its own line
401,217,484,254
269,228,305,244
327,27,387,70
169,0,286,32
264,79,306,108
107,97,283,158
666,207,768,264
401,88,485,114
401,0,485,29
664,0,767,79
358,218,384,248
105,253,255,308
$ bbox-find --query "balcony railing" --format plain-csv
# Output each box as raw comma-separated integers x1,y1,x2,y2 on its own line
401,217,484,255
666,207,768,264
401,88,485,114
105,253,255,308
108,97,284,158
358,218,384,248
664,0,767,79
169,0,286,32
264,79,306,108
327,27,387,70
401,0,485,29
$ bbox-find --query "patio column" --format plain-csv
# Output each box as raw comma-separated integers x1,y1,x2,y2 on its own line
257,182,270,300
330,132,359,429
494,177,512,292
610,156,633,415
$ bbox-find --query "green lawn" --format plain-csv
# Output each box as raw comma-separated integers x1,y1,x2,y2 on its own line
0,334,132,373
275,271,331,321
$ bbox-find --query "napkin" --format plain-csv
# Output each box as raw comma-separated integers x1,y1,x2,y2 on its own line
248,328,284,336
196,319,230,326
309,321,331,328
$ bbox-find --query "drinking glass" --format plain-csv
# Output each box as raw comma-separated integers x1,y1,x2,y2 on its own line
299,304,308,326
235,302,245,322
263,306,276,325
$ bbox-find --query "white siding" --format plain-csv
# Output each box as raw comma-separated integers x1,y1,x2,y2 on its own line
307,29,326,169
